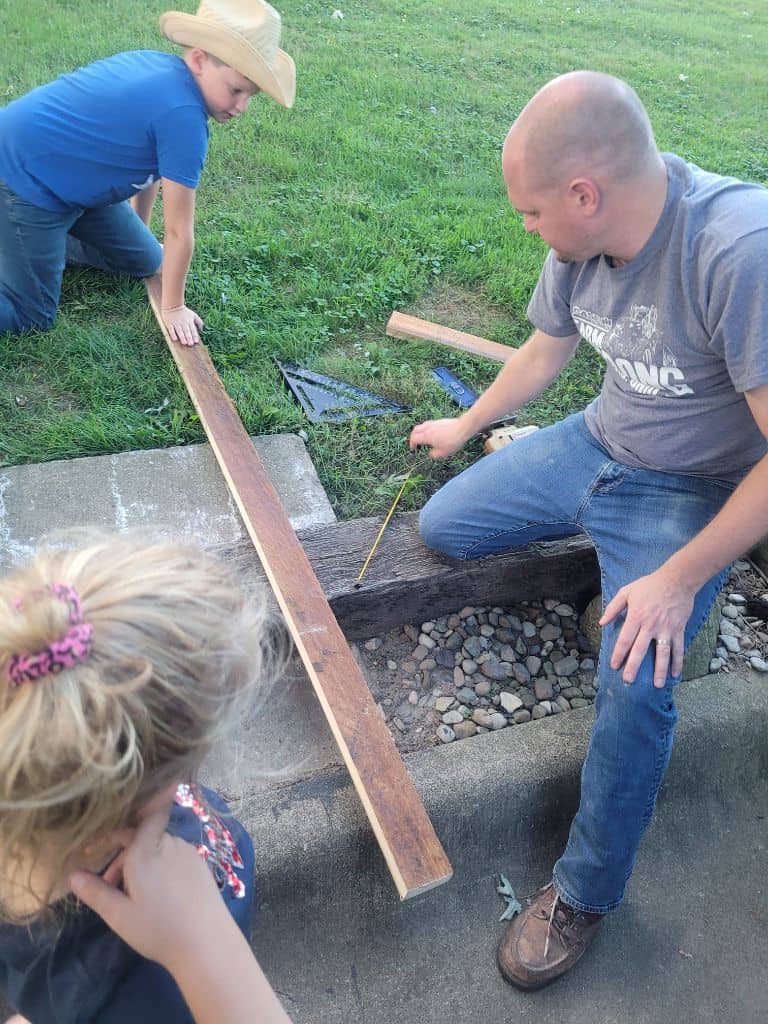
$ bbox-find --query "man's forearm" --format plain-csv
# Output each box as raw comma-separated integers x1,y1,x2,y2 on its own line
663,453,768,592
457,329,580,439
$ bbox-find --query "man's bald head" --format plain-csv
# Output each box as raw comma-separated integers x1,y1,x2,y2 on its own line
505,71,659,192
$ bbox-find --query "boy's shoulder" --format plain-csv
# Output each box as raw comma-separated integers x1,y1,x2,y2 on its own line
96,48,184,71
1,49,200,118
71,49,191,89
42,49,206,129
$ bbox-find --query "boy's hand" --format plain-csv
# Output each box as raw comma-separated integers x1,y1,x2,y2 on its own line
162,305,204,346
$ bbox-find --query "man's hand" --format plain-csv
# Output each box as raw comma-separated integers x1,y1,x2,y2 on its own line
600,566,695,686
162,304,204,346
409,418,471,459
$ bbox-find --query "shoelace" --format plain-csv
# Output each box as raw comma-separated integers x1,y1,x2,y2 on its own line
543,892,559,959
543,891,587,959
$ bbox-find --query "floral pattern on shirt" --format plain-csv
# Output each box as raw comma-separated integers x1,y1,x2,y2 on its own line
174,783,246,899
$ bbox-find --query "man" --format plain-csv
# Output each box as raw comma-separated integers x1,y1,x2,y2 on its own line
410,70,768,989
0,0,295,345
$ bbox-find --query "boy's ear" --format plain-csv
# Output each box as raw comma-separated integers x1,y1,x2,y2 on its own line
184,47,208,76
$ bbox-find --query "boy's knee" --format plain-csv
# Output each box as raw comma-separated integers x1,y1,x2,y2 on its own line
0,295,56,334
124,243,163,278
21,301,57,331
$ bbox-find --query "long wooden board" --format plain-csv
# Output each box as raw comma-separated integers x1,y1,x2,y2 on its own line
386,311,512,363
145,276,452,899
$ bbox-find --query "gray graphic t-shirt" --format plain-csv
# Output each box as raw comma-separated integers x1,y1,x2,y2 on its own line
527,154,768,483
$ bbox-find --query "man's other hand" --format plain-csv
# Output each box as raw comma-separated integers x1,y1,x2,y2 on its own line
599,567,694,687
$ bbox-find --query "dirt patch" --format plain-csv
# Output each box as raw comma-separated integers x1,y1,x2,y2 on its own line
7,376,81,416
407,278,516,344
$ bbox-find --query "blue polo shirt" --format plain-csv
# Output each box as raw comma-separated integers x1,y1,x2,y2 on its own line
0,50,209,211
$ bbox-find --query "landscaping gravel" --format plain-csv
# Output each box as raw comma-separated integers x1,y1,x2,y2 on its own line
357,598,597,755
356,559,768,754
711,559,768,675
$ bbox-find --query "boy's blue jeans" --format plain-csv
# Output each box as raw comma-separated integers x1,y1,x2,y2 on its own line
0,178,162,333
419,412,733,913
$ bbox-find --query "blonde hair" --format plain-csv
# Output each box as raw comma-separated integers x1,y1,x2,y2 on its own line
0,534,278,923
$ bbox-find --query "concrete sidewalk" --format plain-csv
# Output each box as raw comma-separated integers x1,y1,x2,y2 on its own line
245,668,768,1024
0,433,336,571
3,438,767,1023
0,437,345,787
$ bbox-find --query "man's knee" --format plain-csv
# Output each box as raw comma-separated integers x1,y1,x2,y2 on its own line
419,492,462,558
597,650,678,726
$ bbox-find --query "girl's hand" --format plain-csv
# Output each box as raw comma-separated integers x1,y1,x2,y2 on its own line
161,304,204,347
71,808,293,1024
70,808,227,974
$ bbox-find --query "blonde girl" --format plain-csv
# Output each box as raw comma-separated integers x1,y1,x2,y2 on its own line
0,535,291,1023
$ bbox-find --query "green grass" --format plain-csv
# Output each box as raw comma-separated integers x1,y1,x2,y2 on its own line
1,0,766,517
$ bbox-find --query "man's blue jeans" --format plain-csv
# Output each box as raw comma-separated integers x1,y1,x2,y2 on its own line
419,412,733,913
0,178,162,333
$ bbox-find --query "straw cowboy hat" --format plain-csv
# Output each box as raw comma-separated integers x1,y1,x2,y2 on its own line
160,0,295,108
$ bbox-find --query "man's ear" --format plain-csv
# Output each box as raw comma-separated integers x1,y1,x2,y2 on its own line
569,178,601,217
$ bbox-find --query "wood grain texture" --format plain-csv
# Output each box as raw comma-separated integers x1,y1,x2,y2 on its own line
386,311,512,363
223,514,600,641
298,514,601,641
145,276,452,900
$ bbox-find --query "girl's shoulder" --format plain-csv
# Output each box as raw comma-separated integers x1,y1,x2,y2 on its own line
170,784,253,903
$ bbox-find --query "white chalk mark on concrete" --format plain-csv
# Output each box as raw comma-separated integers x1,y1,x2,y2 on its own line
0,474,35,568
109,456,128,532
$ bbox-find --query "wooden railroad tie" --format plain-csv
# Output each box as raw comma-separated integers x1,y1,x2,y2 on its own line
145,276,452,900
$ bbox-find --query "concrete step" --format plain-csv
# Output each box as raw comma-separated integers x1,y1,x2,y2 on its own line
238,669,768,1024
0,434,336,572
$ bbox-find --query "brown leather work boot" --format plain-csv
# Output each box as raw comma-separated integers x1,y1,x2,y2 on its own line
497,883,604,990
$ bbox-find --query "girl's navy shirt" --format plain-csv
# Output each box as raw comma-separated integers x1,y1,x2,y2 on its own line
0,787,254,1023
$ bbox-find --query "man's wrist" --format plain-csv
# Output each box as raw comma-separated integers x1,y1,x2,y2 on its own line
658,551,708,595
457,409,491,442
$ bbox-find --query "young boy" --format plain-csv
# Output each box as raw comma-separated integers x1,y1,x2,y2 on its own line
0,0,295,345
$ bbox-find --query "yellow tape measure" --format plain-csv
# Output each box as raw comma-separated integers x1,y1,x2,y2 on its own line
356,468,415,582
